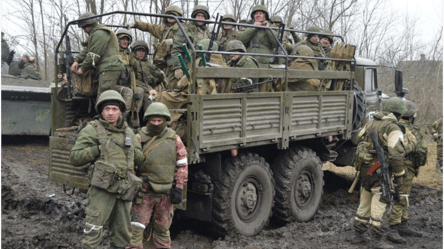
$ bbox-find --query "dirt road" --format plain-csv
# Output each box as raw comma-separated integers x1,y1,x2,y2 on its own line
2,136,442,249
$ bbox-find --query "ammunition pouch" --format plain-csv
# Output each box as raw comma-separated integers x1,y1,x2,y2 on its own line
72,69,97,97
353,141,376,172
90,160,117,190
120,173,143,201
153,40,170,68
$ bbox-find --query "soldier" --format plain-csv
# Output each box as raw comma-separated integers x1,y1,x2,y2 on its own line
226,40,259,92
320,29,334,56
116,29,142,128
126,5,190,90
71,12,127,113
293,25,326,58
387,100,424,244
20,57,42,80
287,45,320,91
127,102,188,249
70,90,143,249
237,4,277,68
351,97,406,249
189,5,211,48
270,15,293,54
217,14,239,53
2,32,15,71
431,118,442,172
238,19,248,31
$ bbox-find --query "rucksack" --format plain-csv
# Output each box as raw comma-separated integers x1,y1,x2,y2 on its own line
406,125,428,168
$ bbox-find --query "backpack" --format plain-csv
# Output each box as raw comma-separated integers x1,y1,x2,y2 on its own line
406,125,428,168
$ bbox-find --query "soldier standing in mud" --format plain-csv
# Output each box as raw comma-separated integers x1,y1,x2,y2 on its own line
431,118,443,172
351,97,406,249
70,90,143,249
126,102,188,249
386,100,424,244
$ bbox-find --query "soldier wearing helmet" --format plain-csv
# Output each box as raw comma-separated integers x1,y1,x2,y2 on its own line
226,39,259,92
70,90,143,249
116,29,143,128
126,102,188,249
293,25,326,59
431,118,443,173
238,19,248,31
386,100,425,244
217,14,240,53
237,4,277,74
351,97,406,249
269,15,294,55
71,12,127,116
20,55,42,80
189,5,211,47
320,29,334,56
287,45,320,91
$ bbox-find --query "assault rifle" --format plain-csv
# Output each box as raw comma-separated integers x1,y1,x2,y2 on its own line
272,23,285,64
232,77,276,93
64,35,74,98
367,128,400,204
206,13,222,62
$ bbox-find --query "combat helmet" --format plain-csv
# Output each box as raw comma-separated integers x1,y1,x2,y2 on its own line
402,100,418,118
226,40,246,52
270,16,283,24
295,45,314,57
132,40,149,55
222,14,236,22
144,102,171,121
320,29,334,44
250,5,269,20
77,12,98,28
305,25,322,38
192,5,210,19
198,38,218,51
95,90,126,113
383,97,407,115
116,29,133,44
165,5,183,16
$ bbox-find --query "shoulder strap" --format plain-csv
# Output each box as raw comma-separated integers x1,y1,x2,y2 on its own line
142,128,176,155
94,120,110,162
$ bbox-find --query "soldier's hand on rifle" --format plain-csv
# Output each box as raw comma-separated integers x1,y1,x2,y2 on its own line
71,61,79,73
125,22,136,29
174,69,184,79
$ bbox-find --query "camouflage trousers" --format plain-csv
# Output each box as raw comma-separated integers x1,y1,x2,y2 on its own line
389,170,414,226
82,186,132,249
354,185,388,236
97,70,133,116
127,195,174,249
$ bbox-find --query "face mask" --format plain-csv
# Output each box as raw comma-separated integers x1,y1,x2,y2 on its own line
146,116,167,135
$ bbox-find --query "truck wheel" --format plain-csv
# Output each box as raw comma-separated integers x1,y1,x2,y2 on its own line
212,152,275,236
352,81,366,131
272,147,323,224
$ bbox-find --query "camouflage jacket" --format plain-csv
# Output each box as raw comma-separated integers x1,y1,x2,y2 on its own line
431,118,442,138
228,55,259,91
20,62,41,80
119,47,139,87
400,119,420,175
187,22,210,49
357,112,406,192
217,29,240,51
294,39,326,58
237,23,277,65
75,23,124,75
133,54,165,92
287,59,320,91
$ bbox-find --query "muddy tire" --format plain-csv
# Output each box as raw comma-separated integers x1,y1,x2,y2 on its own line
212,152,275,237
272,147,323,224
352,81,366,131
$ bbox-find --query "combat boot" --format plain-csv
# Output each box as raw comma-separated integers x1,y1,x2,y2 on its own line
386,225,407,244
350,231,370,244
398,221,423,237
371,234,394,249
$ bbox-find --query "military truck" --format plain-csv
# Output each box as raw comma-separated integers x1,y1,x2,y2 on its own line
48,12,402,237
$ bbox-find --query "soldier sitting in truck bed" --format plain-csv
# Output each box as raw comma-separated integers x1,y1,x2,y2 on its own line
287,45,320,91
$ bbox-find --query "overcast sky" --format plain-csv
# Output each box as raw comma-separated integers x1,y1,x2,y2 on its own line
1,0,442,56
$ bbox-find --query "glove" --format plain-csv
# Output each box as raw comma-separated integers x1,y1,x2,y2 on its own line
126,22,136,29
174,69,183,79
170,187,183,204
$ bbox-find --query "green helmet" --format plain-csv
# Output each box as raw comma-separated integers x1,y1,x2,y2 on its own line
320,29,334,44
95,90,126,113
250,5,269,20
383,97,407,115
165,5,183,16
197,38,219,51
226,40,246,52
192,5,210,19
402,100,418,118
144,102,171,121
239,19,247,24
270,15,283,24
306,25,322,38
77,12,98,28
295,45,314,57
222,14,236,22
116,29,133,44
132,40,149,54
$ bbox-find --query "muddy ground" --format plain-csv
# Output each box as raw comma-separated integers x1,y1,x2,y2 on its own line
2,136,442,249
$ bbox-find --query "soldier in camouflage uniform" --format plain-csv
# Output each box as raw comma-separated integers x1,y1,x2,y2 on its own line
71,12,127,113
387,100,424,244
116,29,143,127
226,40,259,92
237,4,277,69
20,57,42,80
70,90,143,249
293,25,326,59
188,5,211,48
320,29,334,56
238,19,248,31
2,32,14,73
431,118,443,172
217,14,239,53
287,45,320,91
127,102,188,249
270,15,293,54
351,97,407,249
